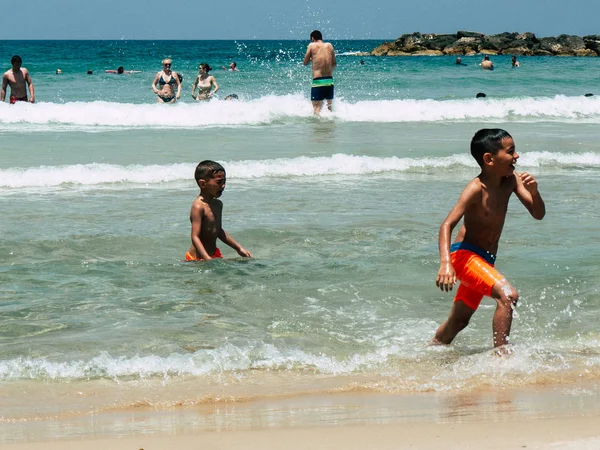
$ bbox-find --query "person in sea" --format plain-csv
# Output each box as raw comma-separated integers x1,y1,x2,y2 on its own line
222,62,238,71
480,54,494,70
191,63,219,101
511,55,520,67
186,160,252,261
1,55,35,104
303,30,336,114
432,129,545,351
106,66,141,74
151,59,181,103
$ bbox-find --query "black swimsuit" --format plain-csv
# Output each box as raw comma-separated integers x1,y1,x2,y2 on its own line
158,73,177,87
157,72,177,102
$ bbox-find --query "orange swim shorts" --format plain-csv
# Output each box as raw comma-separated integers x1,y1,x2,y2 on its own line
185,248,223,261
450,242,504,311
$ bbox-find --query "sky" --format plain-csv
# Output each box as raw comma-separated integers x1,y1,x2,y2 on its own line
1,0,598,40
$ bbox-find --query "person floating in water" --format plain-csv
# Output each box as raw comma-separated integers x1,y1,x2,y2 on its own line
1,55,35,104
455,57,466,66
151,59,182,103
303,30,336,115
511,55,520,67
432,129,545,351
106,66,141,74
185,160,252,261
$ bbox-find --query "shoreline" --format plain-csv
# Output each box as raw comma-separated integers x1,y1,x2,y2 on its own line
3,382,600,448
4,417,600,450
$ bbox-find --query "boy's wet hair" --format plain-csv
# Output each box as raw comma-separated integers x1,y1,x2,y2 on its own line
11,55,22,65
310,30,323,40
470,128,512,167
195,160,225,182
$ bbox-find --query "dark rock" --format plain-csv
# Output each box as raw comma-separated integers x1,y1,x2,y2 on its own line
457,31,485,39
371,31,599,57
584,35,600,54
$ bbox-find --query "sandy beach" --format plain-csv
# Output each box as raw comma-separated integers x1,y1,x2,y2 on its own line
4,411,600,450
3,385,600,450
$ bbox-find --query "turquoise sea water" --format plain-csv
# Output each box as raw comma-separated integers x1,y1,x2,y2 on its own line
1,40,600,442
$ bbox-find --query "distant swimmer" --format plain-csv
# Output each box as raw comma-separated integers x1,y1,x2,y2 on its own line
480,54,494,70
185,160,252,261
152,59,182,103
192,63,219,101
87,70,93,75
224,94,239,100
455,57,466,66
360,60,365,65
303,30,336,115
476,92,487,98
222,62,238,71
585,93,594,97
56,69,62,74
1,55,35,104
106,66,141,74
511,56,520,67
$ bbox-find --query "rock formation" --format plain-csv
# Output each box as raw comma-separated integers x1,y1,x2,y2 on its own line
371,32,600,56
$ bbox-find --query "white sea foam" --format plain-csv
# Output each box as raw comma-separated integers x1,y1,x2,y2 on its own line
2,152,599,188
1,95,599,130
0,341,596,387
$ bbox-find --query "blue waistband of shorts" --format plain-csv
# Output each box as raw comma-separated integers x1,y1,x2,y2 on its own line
450,241,496,265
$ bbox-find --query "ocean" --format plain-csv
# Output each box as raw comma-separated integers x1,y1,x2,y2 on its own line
1,40,600,443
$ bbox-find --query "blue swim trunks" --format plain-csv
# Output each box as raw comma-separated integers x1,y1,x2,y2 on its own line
311,77,334,101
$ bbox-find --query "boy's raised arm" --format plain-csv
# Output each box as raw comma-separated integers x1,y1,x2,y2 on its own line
515,172,545,220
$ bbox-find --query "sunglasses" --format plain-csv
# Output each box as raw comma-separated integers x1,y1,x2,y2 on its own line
163,63,171,67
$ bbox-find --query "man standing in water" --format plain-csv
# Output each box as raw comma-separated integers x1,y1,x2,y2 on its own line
1,55,35,104
303,30,336,115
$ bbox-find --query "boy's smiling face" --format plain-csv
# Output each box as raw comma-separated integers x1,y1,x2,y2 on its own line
487,137,519,176
200,171,226,198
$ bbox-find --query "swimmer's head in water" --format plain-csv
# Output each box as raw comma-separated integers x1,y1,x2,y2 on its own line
470,128,513,168
117,66,124,74
476,92,486,98
224,94,239,100
484,54,490,60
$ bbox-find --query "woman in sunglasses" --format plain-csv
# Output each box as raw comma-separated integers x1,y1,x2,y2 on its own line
151,58,182,103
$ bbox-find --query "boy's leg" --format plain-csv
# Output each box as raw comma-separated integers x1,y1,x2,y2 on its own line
490,280,519,347
432,300,476,345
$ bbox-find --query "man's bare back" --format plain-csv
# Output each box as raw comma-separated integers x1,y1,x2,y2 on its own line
304,41,336,78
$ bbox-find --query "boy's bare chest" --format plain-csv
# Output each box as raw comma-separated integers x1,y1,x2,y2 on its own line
479,189,511,218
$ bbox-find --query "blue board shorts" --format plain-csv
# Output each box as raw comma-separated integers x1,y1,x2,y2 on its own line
311,77,334,101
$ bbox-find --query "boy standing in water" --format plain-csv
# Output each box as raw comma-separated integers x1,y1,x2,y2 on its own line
433,129,545,350
186,160,252,261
